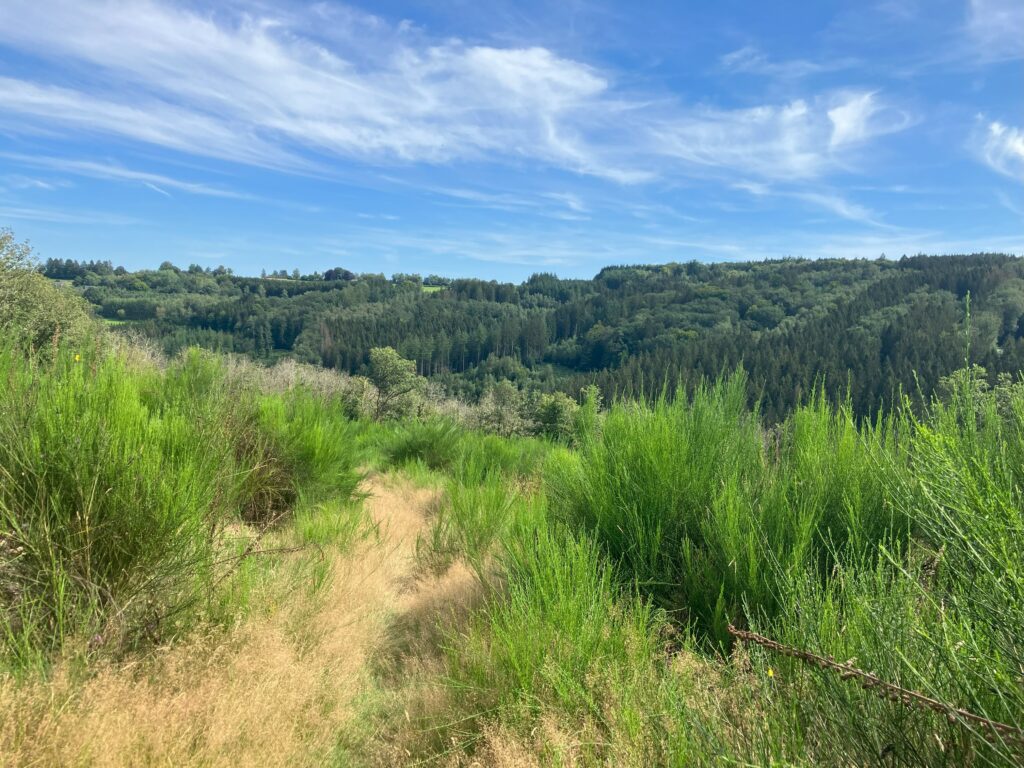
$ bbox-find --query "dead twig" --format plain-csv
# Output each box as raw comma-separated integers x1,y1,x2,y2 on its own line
728,624,1024,750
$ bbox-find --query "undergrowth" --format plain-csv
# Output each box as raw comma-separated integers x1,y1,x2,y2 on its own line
3,259,1023,766
379,370,1024,767
0,342,365,672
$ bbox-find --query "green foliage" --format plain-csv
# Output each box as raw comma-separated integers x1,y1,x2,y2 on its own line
0,345,229,666
546,373,905,646
368,346,424,420
0,341,365,670
453,431,553,484
54,250,1024,424
533,390,579,442
252,390,364,515
10,233,1024,764
548,373,755,641
0,229,95,355
382,418,464,472
421,472,531,582
423,370,1014,765
474,380,530,437
573,383,604,444
442,524,669,762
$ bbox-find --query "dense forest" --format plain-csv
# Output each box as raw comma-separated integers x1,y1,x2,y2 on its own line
48,253,1024,421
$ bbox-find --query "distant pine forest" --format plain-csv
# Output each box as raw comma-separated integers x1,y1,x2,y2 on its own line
45,253,1024,422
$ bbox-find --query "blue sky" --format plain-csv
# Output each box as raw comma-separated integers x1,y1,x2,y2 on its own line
0,0,1021,280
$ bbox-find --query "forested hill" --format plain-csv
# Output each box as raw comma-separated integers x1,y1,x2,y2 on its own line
48,253,1024,421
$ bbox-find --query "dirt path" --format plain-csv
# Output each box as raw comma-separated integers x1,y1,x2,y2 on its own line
0,474,463,767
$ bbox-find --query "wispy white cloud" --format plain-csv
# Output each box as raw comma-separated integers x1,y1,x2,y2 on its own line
0,175,70,191
2,153,254,198
356,212,400,221
791,191,886,226
829,91,890,148
719,45,856,79
966,0,1024,62
997,190,1024,216
542,192,589,214
144,182,172,198
733,180,887,226
381,177,597,220
975,120,1024,180
0,0,909,189
0,204,140,225
0,77,303,171
651,92,909,181
0,1,634,180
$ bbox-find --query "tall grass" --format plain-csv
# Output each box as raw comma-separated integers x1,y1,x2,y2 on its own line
439,523,675,764
821,370,1023,764
0,342,365,670
380,418,464,472
546,371,905,645
379,417,552,483
734,373,1024,765
0,345,229,666
518,371,1021,764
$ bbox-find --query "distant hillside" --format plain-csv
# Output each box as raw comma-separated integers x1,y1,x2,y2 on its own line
50,253,1024,421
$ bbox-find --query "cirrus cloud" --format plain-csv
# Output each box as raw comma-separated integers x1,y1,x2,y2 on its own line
0,0,911,190
976,121,1024,180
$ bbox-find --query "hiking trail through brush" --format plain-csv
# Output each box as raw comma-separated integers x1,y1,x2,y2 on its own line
1,473,471,767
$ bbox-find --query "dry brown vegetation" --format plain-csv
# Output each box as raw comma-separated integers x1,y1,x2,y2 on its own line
0,474,472,767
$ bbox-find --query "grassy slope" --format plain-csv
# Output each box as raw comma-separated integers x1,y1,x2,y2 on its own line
2,341,1024,766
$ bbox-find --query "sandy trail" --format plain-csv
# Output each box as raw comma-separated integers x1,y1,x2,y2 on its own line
0,474,462,767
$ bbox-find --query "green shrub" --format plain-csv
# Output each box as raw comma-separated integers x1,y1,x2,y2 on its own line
0,343,366,670
0,229,96,356
247,390,364,519
475,380,532,437
533,391,579,442
442,525,669,762
399,369,1024,765
0,345,230,666
421,473,543,581
453,431,551,485
368,346,424,420
547,372,905,646
381,419,463,472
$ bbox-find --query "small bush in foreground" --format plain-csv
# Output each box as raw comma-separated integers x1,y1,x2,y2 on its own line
0,343,365,670
0,346,230,667
440,525,672,764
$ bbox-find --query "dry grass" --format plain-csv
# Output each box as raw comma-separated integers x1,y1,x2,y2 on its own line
0,475,445,767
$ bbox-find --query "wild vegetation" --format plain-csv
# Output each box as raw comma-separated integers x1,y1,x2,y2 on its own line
3,229,1024,766
48,250,1024,421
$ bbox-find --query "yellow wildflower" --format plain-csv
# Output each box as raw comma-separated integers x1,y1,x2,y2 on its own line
74,353,81,362
767,667,775,679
